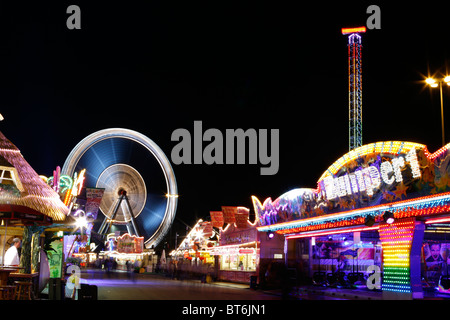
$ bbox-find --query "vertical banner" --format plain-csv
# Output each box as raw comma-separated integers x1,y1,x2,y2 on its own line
221,206,237,224
235,207,250,229
85,188,105,221
210,211,224,228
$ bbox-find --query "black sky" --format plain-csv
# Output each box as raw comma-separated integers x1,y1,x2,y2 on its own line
1,1,450,249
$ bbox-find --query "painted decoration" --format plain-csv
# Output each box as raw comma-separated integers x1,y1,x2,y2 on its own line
48,238,64,278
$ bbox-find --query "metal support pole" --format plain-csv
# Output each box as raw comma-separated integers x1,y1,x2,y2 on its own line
98,195,124,237
124,195,140,237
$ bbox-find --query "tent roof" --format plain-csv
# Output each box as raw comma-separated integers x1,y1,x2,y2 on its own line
0,131,68,221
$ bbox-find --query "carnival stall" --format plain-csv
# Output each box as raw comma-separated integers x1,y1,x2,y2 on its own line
98,232,154,272
254,141,450,299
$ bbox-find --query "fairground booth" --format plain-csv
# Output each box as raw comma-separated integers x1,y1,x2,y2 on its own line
170,219,216,265
209,206,284,285
0,130,70,299
254,141,450,299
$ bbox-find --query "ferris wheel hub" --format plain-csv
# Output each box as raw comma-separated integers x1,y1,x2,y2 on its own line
96,163,147,224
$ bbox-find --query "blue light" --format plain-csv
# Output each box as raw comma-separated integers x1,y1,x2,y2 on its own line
75,137,169,243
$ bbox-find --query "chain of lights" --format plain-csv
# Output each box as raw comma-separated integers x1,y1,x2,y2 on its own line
257,191,450,234
344,28,364,151
318,141,448,183
379,218,415,293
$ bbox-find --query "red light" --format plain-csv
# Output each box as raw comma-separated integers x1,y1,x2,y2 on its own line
341,26,366,35
285,225,379,240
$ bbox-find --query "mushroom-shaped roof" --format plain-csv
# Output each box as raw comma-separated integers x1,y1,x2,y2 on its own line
0,131,68,221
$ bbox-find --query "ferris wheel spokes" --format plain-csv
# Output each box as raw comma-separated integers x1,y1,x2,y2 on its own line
97,190,141,239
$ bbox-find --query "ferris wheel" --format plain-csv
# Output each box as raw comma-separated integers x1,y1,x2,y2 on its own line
62,128,178,249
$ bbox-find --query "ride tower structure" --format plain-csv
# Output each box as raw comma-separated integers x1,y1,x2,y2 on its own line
342,26,366,151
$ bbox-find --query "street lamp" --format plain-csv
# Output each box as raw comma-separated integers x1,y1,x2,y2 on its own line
425,76,450,146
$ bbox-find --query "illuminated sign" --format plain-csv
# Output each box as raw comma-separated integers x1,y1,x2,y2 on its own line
252,141,450,230
239,248,255,254
117,233,144,254
341,26,366,35
322,148,421,200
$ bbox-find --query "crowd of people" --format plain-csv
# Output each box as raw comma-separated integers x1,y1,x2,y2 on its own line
167,260,215,283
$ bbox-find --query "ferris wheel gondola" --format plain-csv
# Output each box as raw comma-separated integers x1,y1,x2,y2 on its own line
62,128,178,249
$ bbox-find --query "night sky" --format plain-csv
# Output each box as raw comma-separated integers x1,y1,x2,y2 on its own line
1,1,449,249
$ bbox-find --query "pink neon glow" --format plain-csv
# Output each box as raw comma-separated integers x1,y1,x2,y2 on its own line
425,216,450,224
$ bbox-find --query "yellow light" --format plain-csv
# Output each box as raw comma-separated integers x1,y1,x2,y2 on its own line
71,169,86,197
166,193,179,198
445,76,450,83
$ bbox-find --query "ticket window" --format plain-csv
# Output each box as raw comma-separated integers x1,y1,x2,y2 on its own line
220,255,237,271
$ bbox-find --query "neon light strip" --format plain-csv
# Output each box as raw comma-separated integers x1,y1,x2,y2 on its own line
285,226,379,240
0,149,21,153
425,216,450,224
379,218,415,293
317,141,449,183
341,26,367,35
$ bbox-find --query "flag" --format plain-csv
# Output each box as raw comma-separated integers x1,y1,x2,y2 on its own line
85,188,105,220
210,211,224,228
235,207,250,228
221,206,237,224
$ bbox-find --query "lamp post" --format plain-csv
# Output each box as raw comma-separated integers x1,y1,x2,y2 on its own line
426,76,450,146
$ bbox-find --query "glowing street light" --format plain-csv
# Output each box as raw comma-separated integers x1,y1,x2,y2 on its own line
426,78,438,87
425,76,450,146
73,209,89,233
75,215,88,230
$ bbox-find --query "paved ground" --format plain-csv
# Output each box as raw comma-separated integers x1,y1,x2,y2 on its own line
77,269,347,300
79,269,281,300
54,268,450,301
